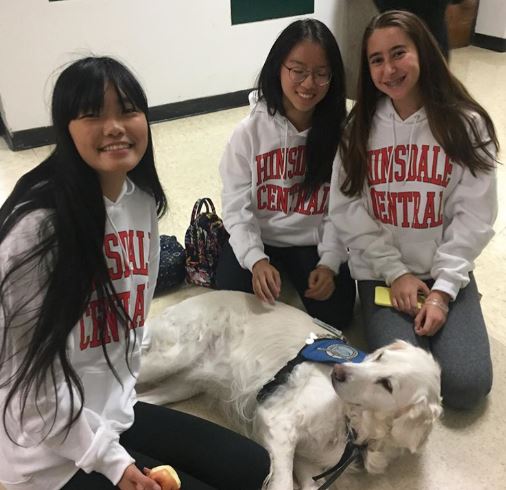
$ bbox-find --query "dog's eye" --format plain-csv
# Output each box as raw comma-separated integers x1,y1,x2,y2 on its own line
374,353,383,362
376,377,393,393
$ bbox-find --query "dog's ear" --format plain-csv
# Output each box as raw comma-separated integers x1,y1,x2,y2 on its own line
391,396,442,453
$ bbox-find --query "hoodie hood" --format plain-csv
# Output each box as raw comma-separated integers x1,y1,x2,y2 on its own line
376,96,427,124
248,90,310,136
104,177,135,208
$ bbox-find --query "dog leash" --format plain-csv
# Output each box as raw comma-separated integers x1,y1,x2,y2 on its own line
311,317,345,338
312,433,363,490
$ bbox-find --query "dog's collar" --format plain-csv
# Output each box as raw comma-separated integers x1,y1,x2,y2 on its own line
312,428,364,490
256,333,366,403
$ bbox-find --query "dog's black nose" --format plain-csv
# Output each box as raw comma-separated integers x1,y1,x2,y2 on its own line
332,365,347,383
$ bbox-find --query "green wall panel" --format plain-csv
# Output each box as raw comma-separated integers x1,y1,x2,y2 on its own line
231,0,314,25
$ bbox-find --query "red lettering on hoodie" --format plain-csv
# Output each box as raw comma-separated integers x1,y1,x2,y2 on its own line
104,230,148,279
418,145,430,182
79,285,147,350
430,145,443,185
370,189,445,229
305,193,319,215
131,284,146,329
276,186,289,213
292,186,308,214
420,191,443,228
79,229,150,350
367,142,454,230
255,146,306,185
367,144,453,186
393,145,407,181
104,234,122,280
133,231,148,275
256,183,327,216
256,153,268,185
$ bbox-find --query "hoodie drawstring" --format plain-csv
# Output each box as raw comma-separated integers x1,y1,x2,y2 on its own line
405,114,420,184
383,110,421,235
386,111,421,193
106,211,130,271
105,179,135,272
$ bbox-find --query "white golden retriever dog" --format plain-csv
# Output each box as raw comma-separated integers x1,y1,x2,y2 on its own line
138,291,442,490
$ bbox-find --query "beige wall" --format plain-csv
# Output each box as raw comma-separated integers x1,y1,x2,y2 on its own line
0,0,360,134
340,0,378,100
475,0,506,38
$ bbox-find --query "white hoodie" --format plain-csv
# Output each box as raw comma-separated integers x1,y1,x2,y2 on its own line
220,95,347,273
329,97,497,300
0,179,159,490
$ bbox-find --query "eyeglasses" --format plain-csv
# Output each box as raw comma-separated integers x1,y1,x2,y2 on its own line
282,64,332,86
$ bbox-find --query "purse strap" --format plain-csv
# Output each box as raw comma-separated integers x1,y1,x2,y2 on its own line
190,198,216,223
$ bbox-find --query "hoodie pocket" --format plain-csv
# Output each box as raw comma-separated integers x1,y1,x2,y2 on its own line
398,239,437,275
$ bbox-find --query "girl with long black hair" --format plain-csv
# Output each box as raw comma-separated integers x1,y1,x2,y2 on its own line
216,19,356,328
0,56,269,490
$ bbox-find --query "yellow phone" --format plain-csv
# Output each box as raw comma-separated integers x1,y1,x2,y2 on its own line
374,286,425,309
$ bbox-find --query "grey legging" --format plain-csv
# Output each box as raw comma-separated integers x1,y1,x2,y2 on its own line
358,273,492,410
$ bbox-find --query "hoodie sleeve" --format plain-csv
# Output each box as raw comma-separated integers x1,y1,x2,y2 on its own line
0,212,134,485
329,154,410,283
431,121,497,299
316,213,349,273
220,124,268,271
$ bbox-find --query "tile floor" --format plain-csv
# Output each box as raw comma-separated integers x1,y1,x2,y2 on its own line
1,45,505,489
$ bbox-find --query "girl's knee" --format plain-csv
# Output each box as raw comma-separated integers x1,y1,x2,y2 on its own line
225,444,271,490
442,371,492,410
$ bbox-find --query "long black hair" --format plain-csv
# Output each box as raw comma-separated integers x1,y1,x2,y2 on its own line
0,56,167,439
257,18,346,193
340,10,498,196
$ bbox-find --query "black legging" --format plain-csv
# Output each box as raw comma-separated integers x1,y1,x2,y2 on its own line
62,402,270,490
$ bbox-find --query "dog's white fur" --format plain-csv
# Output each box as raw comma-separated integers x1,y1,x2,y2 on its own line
138,291,442,490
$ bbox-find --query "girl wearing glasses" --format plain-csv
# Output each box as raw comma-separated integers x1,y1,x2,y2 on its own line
216,19,356,328
329,11,498,409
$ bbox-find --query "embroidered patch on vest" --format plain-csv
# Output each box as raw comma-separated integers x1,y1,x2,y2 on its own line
256,335,367,403
300,338,366,364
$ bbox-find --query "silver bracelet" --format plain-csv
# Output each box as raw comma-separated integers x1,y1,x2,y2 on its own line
425,298,449,313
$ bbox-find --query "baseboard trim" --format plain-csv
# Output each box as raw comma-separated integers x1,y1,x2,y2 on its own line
473,33,506,52
2,89,252,151
149,89,252,122
3,126,55,151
